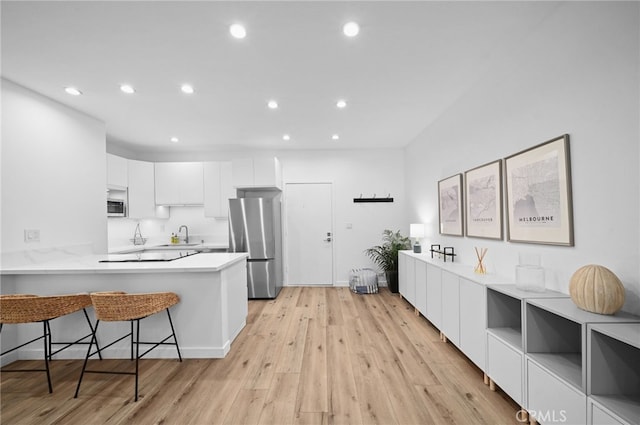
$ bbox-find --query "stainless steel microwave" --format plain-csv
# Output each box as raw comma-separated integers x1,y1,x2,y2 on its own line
107,198,126,217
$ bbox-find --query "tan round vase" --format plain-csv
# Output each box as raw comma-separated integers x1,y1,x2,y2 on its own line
569,264,625,315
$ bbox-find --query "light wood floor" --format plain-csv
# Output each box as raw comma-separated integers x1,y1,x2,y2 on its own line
1,287,520,424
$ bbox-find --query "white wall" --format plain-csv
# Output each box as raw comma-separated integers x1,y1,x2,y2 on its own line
404,2,640,314
278,149,405,285
1,79,108,263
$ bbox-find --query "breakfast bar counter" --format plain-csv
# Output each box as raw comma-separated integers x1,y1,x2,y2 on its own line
0,252,249,364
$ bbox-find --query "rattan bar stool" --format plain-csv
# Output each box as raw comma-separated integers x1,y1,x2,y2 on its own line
0,293,101,393
74,291,182,402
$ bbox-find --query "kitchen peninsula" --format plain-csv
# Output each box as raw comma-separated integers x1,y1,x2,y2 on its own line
0,252,249,364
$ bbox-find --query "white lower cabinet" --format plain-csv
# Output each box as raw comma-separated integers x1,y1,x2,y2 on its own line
441,270,459,346
527,359,587,424
589,399,628,425
398,253,416,306
426,263,442,329
414,260,427,315
487,332,523,405
459,278,486,370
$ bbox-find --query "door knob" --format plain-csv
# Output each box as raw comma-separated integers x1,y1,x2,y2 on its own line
324,232,332,242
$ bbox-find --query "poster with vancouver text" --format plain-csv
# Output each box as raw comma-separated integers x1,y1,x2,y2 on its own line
465,160,503,240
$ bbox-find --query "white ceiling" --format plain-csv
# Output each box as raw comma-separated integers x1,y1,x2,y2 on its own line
1,1,558,155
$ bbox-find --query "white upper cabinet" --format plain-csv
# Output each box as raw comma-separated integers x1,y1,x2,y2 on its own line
232,157,282,189
107,153,128,189
128,159,157,219
203,161,235,218
155,162,204,205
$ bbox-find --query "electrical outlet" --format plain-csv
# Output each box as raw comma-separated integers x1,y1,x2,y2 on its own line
24,229,40,243
346,223,353,229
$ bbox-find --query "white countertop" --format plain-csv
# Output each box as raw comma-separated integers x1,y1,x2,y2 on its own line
0,252,248,275
401,250,515,286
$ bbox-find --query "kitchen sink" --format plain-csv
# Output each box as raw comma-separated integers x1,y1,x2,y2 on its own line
100,250,199,263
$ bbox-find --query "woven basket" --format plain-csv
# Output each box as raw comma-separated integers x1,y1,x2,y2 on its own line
90,291,180,321
0,293,92,324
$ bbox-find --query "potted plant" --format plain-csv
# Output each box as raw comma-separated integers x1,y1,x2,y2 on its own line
364,229,412,293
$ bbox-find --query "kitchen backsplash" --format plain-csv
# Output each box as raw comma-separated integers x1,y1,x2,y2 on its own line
108,206,229,250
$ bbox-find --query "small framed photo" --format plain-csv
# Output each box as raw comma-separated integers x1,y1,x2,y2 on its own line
438,173,464,236
504,134,574,246
464,160,503,240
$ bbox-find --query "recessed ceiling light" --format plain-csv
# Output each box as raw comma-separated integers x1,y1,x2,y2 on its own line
64,87,82,96
283,134,291,141
230,24,246,39
343,22,360,37
170,137,179,143
120,84,135,94
267,100,278,109
181,84,194,94
332,134,340,141
336,99,347,109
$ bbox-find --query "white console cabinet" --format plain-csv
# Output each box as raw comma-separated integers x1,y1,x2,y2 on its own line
397,251,640,425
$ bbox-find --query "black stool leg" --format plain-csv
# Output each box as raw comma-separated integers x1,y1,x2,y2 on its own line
74,320,99,398
82,308,102,360
166,309,182,362
134,319,140,402
43,321,52,393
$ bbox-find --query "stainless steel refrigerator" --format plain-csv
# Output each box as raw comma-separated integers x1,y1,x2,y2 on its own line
228,197,283,299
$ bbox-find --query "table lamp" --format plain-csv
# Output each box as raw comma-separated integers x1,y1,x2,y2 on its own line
410,223,425,253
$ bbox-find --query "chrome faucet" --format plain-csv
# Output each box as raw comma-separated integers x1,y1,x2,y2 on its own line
178,225,189,244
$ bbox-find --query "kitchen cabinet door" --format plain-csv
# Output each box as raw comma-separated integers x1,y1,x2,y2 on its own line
155,162,204,205
232,157,282,189
107,153,128,189
204,162,235,218
128,159,157,219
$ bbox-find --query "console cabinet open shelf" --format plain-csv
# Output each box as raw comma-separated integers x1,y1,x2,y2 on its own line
485,284,568,409
587,323,640,425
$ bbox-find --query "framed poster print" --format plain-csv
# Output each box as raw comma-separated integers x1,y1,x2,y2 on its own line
504,134,574,246
464,159,503,240
438,173,463,236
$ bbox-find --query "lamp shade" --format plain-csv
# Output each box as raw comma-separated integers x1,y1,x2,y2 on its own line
410,223,425,238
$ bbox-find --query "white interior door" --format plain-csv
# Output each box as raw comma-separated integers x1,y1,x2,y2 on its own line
285,183,333,286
